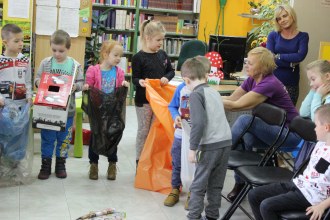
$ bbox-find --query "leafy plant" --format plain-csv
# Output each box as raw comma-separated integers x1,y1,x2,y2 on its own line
247,0,290,49
85,9,112,65
248,1,263,9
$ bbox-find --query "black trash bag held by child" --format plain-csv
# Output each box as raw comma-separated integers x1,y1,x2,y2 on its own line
82,86,127,157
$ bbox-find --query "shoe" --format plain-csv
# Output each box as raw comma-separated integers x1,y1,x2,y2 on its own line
164,188,180,207
184,192,191,210
55,157,67,178
89,163,98,180
107,162,117,180
227,183,245,202
38,158,52,180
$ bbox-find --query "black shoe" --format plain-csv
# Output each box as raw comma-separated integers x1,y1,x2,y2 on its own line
55,157,67,178
38,158,52,180
227,183,245,202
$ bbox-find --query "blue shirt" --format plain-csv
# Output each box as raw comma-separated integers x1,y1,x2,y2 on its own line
101,67,116,94
266,31,309,86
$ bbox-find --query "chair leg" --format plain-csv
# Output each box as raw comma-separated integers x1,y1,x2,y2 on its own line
221,194,255,220
221,184,253,220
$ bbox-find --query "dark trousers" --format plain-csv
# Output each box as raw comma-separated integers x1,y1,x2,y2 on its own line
88,135,118,164
171,137,182,188
248,181,311,220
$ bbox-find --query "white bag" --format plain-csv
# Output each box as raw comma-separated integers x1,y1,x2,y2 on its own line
180,120,196,192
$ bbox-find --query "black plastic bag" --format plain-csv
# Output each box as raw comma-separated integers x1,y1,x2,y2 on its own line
82,86,127,157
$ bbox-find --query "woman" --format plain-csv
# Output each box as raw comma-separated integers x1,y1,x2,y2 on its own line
223,47,301,202
267,4,309,105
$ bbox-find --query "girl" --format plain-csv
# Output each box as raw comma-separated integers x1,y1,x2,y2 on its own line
83,40,129,180
267,4,309,105
300,60,330,121
132,20,175,165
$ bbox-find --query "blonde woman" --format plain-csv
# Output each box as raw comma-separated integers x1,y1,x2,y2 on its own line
267,4,309,105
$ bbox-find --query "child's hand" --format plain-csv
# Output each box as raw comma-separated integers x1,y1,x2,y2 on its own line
174,116,182,128
316,83,330,97
306,203,327,220
72,84,77,93
122,80,129,87
27,98,33,106
188,150,197,163
82,84,89,91
35,79,40,87
160,77,169,86
0,98,4,107
139,79,146,87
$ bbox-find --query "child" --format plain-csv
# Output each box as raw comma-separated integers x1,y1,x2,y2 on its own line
248,104,330,220
0,23,32,108
164,56,211,208
181,57,232,220
132,20,175,165
300,60,330,121
34,30,84,180
83,40,129,180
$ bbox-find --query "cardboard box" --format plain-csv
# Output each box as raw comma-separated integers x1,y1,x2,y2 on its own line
33,72,74,131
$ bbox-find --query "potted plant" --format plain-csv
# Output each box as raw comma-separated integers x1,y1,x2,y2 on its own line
248,1,263,14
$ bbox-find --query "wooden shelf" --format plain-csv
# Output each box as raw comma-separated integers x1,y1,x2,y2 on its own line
140,7,197,15
92,4,136,10
165,32,197,37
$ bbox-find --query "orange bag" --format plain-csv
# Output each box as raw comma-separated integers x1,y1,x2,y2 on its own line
134,79,176,194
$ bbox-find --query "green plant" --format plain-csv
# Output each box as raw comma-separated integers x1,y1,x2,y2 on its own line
248,1,262,9
85,9,112,65
247,0,290,49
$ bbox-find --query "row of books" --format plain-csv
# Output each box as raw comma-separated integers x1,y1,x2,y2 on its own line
93,9,135,30
139,13,196,35
92,0,136,6
140,0,195,11
162,37,196,56
90,33,132,52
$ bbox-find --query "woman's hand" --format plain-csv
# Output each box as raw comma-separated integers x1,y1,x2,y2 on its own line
139,79,146,87
122,80,129,87
160,77,169,86
82,84,89,91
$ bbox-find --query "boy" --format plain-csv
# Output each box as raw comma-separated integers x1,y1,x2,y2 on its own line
181,57,232,220
0,24,32,108
248,104,330,220
164,56,211,208
34,30,84,180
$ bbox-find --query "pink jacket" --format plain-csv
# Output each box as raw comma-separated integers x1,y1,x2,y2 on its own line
85,64,125,89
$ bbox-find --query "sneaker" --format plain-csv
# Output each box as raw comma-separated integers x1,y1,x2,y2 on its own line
164,188,180,207
184,192,191,210
89,163,98,180
107,162,117,180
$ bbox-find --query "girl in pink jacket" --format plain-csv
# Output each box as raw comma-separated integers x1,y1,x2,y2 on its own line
83,40,129,181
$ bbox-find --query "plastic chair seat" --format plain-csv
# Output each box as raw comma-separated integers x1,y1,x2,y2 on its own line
227,150,263,169
237,166,294,186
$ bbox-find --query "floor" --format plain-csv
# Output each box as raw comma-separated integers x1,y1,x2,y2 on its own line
0,106,253,220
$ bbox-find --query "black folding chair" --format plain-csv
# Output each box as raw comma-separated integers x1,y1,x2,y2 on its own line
221,116,317,220
222,103,287,219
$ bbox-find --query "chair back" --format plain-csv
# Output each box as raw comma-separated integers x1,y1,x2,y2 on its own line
176,40,208,71
252,103,287,126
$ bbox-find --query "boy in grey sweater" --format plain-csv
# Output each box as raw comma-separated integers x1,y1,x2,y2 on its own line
181,57,232,220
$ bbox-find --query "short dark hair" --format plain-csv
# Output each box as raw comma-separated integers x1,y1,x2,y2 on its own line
1,24,22,40
50,30,71,49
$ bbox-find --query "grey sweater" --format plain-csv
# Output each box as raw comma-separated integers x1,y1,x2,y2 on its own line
189,83,232,151
34,57,84,117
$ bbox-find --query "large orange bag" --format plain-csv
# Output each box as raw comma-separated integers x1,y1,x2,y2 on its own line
134,79,176,194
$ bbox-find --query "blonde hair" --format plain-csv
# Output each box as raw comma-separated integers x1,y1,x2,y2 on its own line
274,4,297,32
99,40,123,63
139,20,166,45
315,104,330,124
195,56,211,73
248,47,277,76
1,24,22,40
181,57,207,80
306,60,330,78
50,30,71,49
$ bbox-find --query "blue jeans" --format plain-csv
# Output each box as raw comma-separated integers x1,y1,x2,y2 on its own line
248,182,310,220
88,135,118,163
232,115,301,183
171,137,182,188
40,116,74,159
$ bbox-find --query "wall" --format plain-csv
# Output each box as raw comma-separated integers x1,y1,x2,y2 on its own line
293,1,330,107
198,0,261,43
